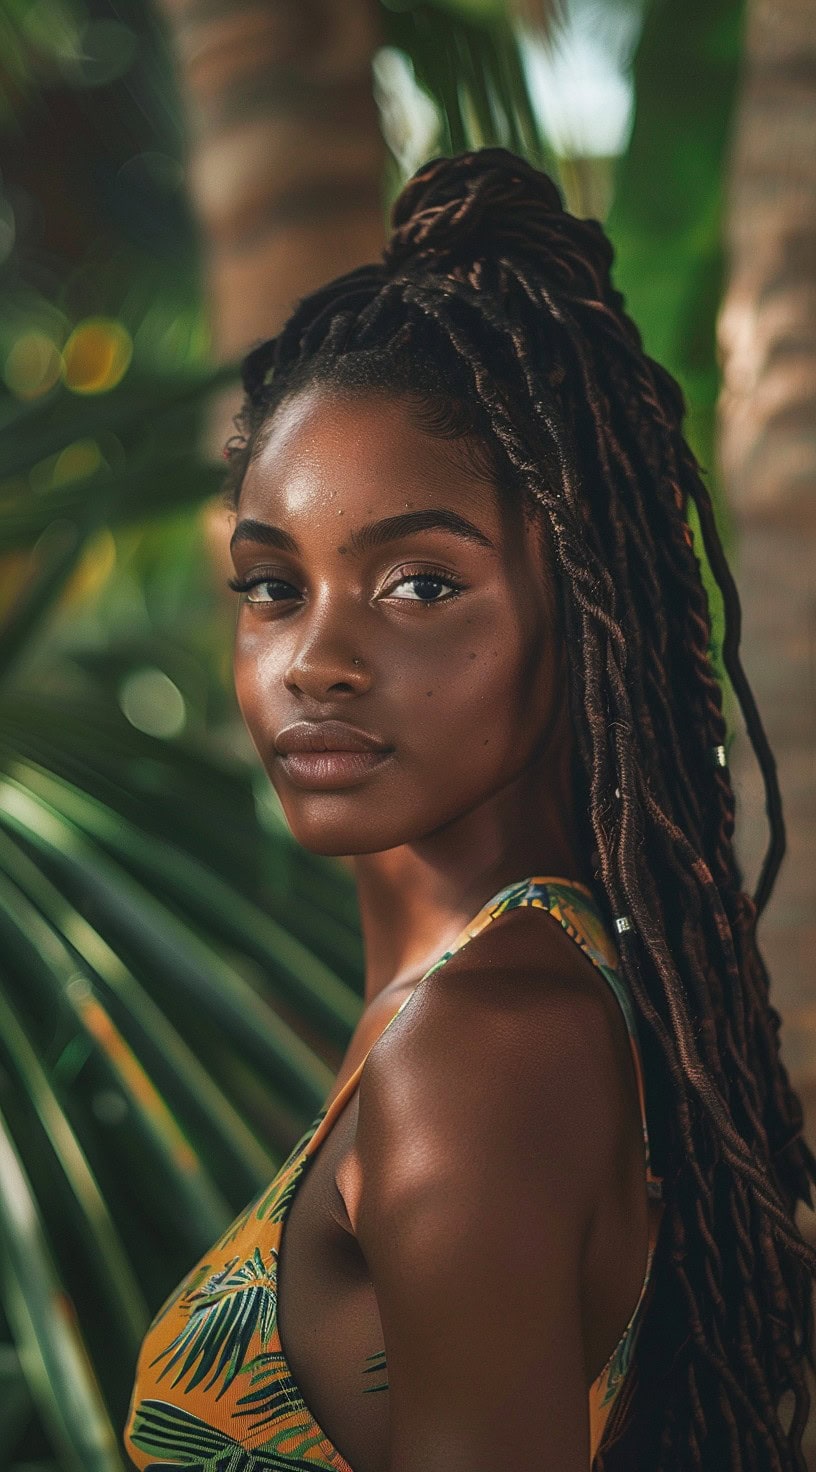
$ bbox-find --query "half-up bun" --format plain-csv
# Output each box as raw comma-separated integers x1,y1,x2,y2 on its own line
383,146,619,308
385,147,562,266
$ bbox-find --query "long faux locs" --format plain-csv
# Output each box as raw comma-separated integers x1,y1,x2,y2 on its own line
224,149,816,1470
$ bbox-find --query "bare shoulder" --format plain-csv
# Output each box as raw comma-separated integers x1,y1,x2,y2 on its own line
352,903,637,1470
356,900,637,1209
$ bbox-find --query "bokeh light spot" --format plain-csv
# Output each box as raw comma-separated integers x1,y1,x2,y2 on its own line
52,438,103,486
29,438,106,496
4,331,62,399
62,319,132,394
119,667,186,740
62,527,117,607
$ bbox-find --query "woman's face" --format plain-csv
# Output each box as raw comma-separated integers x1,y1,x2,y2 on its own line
231,382,566,857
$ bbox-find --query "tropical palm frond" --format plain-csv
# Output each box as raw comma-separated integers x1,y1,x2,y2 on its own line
381,0,554,173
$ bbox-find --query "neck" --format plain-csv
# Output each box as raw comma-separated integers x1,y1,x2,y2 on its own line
351,738,593,1008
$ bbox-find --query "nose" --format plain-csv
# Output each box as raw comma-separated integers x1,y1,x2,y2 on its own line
283,597,372,702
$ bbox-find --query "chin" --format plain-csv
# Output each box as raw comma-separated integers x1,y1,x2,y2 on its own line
278,803,409,858
277,788,456,858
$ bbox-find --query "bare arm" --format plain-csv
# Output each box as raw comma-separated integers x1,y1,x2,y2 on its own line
353,964,628,1472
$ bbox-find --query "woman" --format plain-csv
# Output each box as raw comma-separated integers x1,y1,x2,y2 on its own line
123,148,816,1471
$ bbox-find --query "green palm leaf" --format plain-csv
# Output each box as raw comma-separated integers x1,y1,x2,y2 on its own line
234,1350,330,1447
0,1102,127,1472
129,1397,315,1469
150,1248,278,1398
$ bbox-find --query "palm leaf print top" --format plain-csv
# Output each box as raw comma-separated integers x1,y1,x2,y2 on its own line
123,876,664,1471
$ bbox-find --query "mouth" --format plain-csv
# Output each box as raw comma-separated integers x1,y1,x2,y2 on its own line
277,749,394,790
274,721,394,790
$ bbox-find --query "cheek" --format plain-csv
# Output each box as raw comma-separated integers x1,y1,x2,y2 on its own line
232,625,282,741
407,602,550,768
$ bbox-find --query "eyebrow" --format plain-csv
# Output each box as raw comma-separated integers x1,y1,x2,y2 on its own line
229,509,495,556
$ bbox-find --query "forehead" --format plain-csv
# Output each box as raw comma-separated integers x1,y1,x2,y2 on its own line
238,383,503,527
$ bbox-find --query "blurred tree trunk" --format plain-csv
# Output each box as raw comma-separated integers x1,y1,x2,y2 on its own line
717,0,816,1256
155,0,387,460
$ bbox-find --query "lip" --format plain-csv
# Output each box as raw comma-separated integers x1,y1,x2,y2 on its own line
278,749,394,790
275,720,391,755
274,720,394,791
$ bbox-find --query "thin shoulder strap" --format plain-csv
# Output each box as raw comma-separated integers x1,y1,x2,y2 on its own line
308,874,663,1198
495,878,664,1197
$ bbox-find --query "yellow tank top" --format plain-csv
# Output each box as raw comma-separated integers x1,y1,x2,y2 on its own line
123,875,664,1469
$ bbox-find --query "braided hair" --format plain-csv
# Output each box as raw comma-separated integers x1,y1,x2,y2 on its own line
224,148,816,1471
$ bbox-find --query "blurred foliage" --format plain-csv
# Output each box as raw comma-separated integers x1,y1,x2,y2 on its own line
380,2,550,168
0,0,742,1465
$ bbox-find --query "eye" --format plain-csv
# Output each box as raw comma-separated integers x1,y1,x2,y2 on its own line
227,574,300,604
380,567,465,604
227,565,466,606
